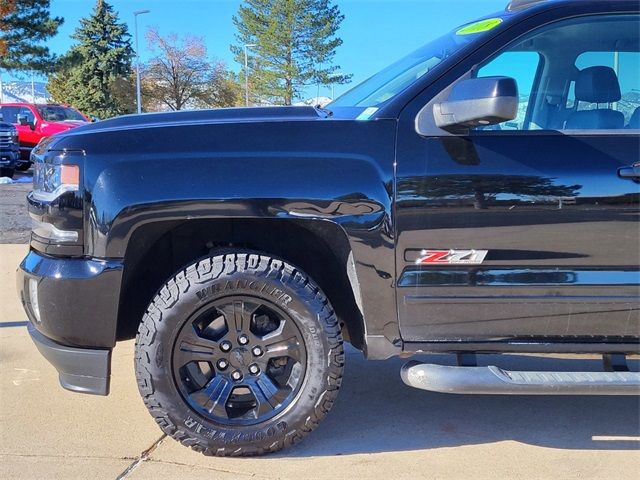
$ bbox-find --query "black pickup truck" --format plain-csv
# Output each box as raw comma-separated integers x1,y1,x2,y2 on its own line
17,0,640,456
0,121,19,178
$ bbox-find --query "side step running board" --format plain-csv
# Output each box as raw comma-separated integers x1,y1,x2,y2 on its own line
401,361,640,395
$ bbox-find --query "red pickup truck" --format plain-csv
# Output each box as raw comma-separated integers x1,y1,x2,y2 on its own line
0,103,89,170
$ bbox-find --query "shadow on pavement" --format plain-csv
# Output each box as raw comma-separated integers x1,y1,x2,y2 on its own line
280,348,640,457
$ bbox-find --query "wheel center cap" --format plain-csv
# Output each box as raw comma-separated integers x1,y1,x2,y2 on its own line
228,348,250,369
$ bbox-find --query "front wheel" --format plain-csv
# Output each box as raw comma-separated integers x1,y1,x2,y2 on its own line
0,167,14,179
135,251,344,456
15,162,30,172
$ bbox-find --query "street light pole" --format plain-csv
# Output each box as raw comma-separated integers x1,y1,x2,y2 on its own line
328,72,342,101
244,44,257,107
134,9,151,114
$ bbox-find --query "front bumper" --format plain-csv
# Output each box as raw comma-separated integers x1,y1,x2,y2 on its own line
17,250,124,395
28,323,111,395
0,149,18,167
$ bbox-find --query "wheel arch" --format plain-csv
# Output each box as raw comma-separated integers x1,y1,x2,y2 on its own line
116,217,366,350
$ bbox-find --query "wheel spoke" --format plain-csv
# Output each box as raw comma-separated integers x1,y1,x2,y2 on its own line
190,375,233,418
175,325,219,366
248,375,290,418
219,300,260,335
262,320,303,362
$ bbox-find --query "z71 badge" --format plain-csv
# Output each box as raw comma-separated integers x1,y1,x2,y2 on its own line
415,249,488,265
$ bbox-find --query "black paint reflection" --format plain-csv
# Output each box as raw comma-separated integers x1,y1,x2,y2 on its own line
397,174,582,209
398,268,640,287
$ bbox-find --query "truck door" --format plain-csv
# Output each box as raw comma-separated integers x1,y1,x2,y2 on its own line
395,13,640,344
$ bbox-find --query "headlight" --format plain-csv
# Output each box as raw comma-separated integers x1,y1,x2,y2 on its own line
28,144,84,251
30,216,79,242
10,126,18,143
32,156,80,202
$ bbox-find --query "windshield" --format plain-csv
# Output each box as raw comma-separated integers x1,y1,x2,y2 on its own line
330,17,504,109
36,105,87,122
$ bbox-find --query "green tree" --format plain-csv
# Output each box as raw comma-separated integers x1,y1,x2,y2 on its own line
231,0,350,105
0,0,63,72
47,0,134,118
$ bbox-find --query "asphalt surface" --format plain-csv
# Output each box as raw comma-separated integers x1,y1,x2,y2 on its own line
1,244,639,479
0,170,32,244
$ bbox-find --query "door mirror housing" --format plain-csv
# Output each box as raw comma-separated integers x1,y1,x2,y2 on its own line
432,76,519,134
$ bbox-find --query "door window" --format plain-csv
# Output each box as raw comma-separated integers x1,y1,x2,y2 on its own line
472,14,640,131
19,107,36,125
477,51,541,130
569,52,640,125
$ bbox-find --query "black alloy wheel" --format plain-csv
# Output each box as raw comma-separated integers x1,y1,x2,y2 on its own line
172,296,307,426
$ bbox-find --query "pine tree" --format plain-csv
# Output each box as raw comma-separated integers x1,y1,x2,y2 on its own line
231,0,351,105
48,0,134,118
0,0,63,72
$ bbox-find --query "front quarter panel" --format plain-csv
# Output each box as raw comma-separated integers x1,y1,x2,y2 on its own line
55,118,399,350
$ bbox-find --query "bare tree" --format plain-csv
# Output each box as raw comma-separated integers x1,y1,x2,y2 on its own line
142,28,240,111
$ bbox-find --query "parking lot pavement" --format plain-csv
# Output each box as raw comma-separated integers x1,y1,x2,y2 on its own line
1,243,639,479
0,170,32,244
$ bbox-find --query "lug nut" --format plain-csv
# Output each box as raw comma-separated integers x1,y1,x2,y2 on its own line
238,334,249,345
248,364,260,375
217,359,228,370
252,346,263,357
220,340,232,352
231,370,243,381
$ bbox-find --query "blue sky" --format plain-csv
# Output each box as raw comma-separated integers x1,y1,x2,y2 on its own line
11,0,508,99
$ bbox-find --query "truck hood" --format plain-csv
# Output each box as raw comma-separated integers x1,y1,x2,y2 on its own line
60,106,326,137
43,120,88,135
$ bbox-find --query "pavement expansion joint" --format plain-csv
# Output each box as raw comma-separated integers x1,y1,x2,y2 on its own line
115,434,166,480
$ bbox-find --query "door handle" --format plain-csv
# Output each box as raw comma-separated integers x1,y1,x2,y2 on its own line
618,162,640,183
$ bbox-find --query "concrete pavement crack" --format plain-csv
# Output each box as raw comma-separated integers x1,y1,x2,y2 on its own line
143,458,273,478
115,434,167,480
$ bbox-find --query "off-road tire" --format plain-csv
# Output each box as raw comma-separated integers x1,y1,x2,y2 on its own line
134,251,345,456
0,167,14,179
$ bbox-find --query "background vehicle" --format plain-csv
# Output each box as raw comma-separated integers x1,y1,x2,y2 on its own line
0,103,89,170
0,121,20,178
17,0,640,457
